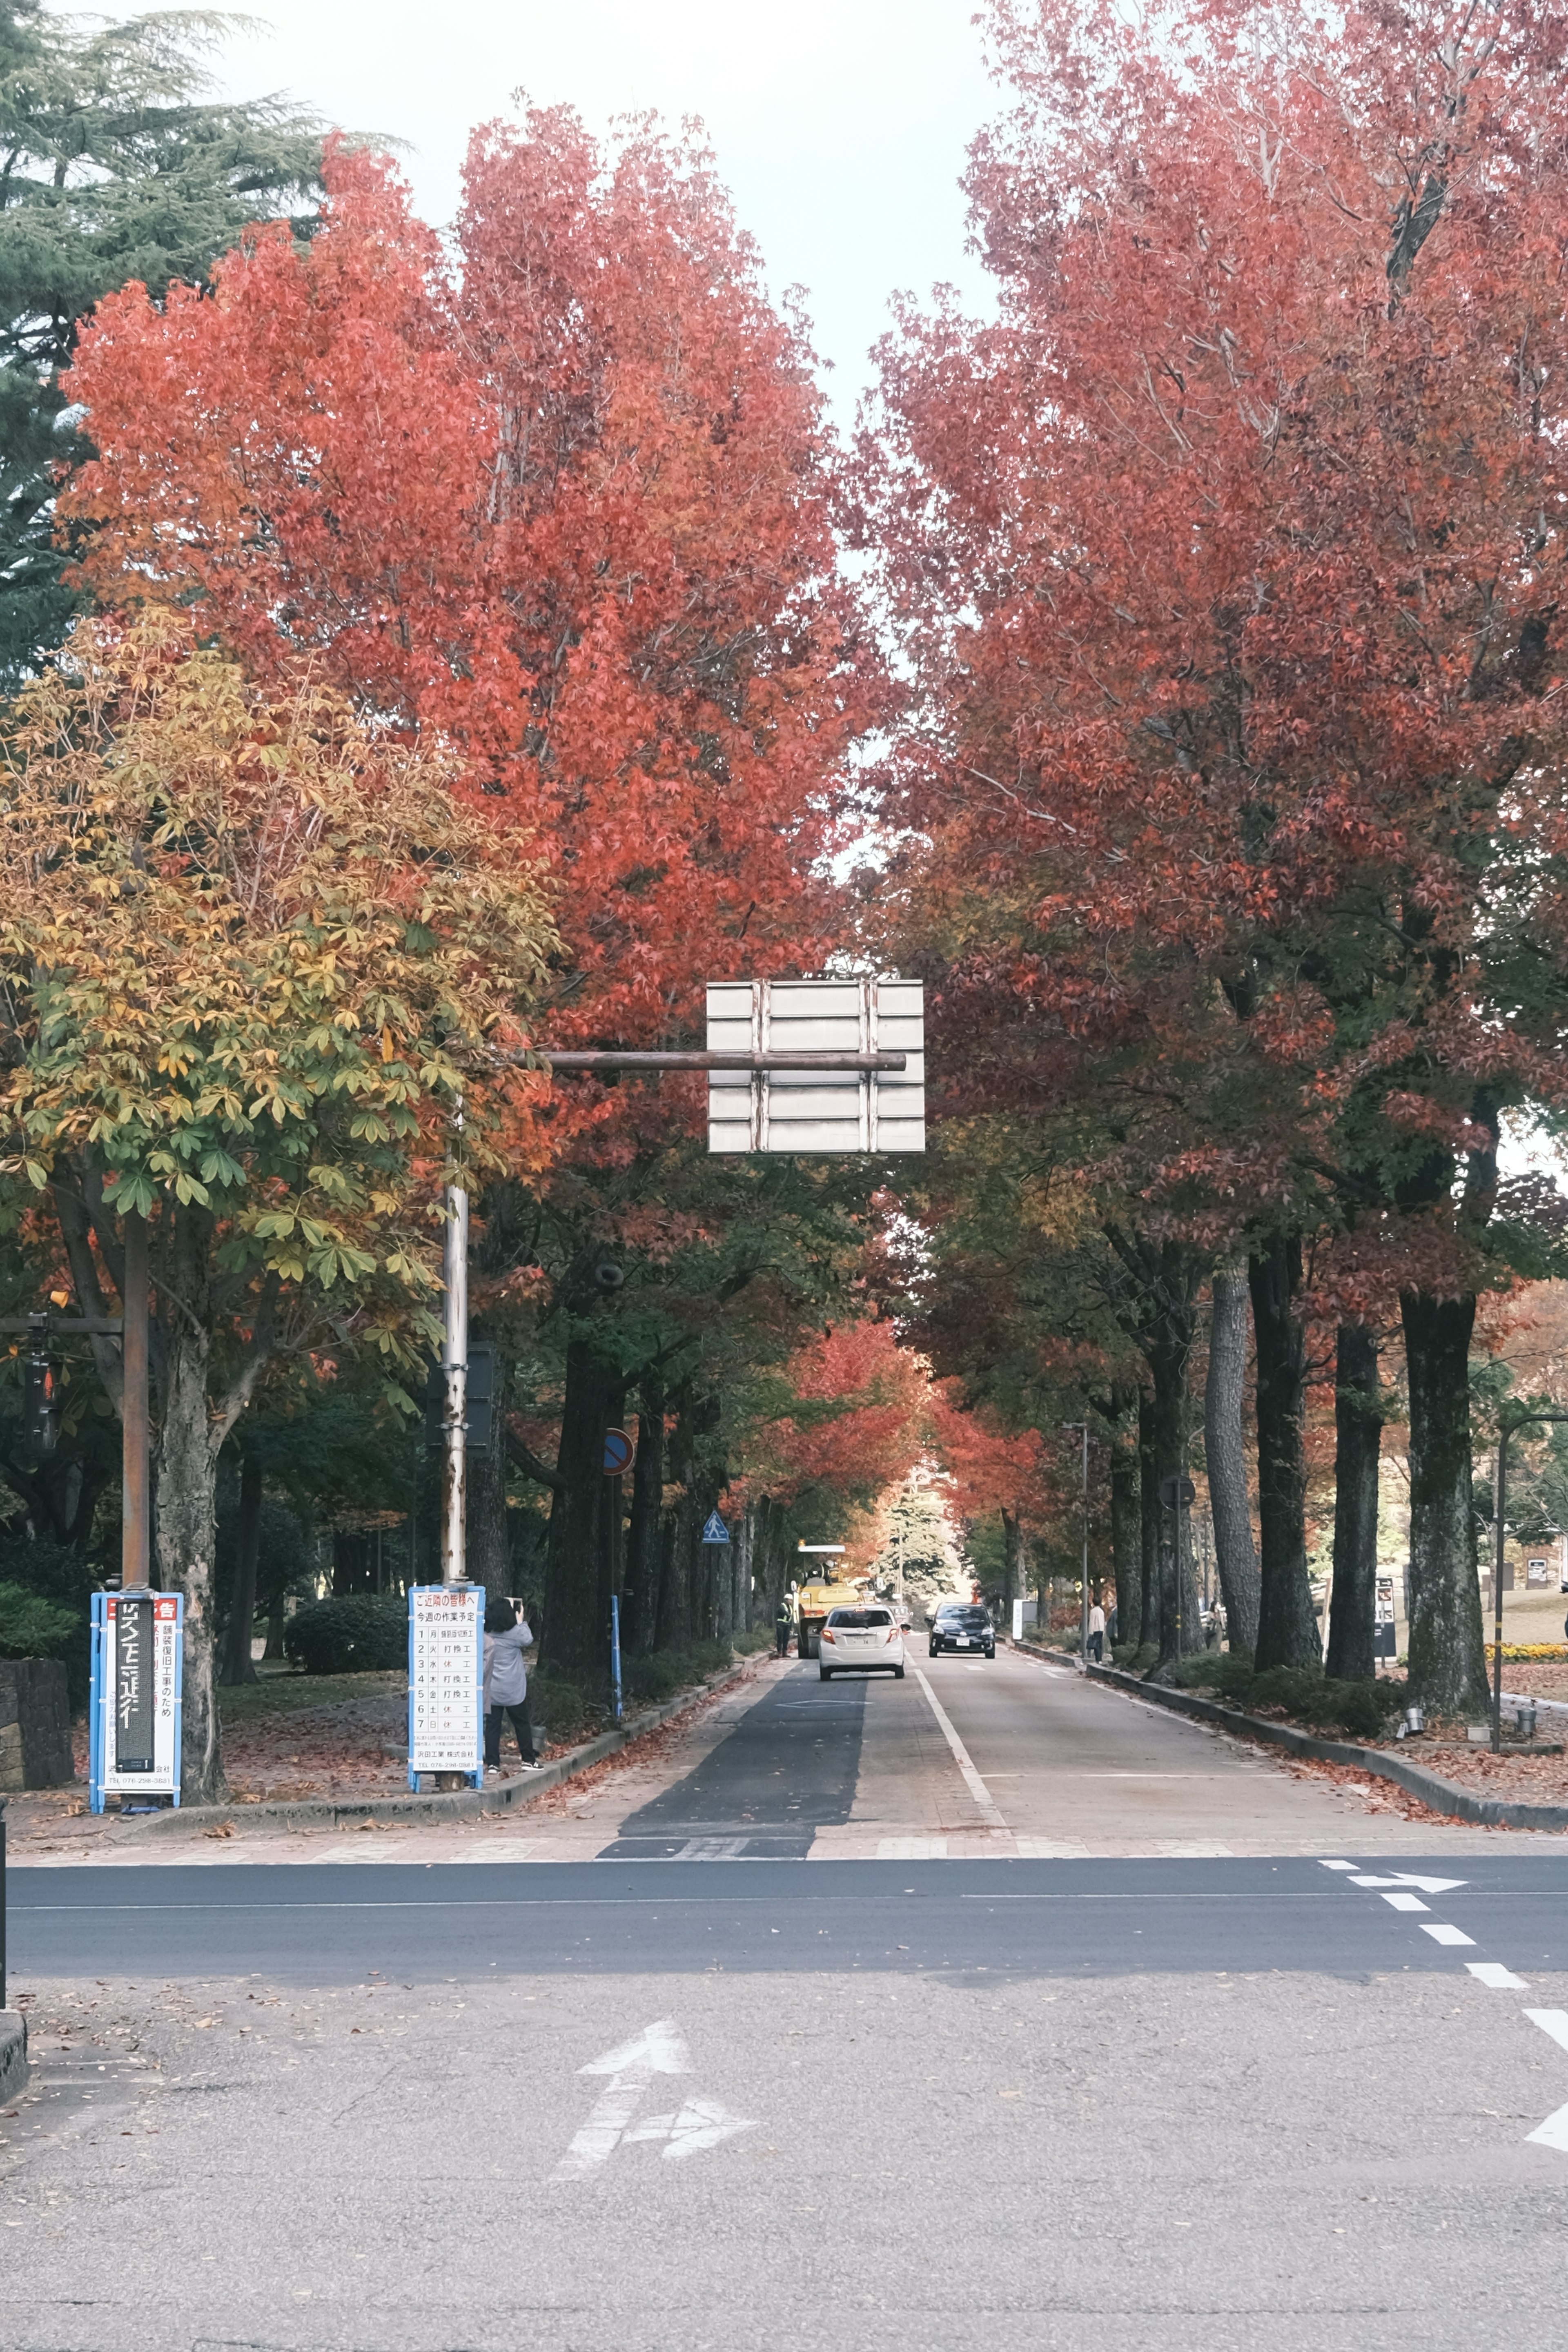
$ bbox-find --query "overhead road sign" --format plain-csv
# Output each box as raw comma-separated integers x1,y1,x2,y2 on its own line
706,978,924,1154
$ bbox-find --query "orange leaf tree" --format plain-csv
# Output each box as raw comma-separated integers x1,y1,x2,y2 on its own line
858,0,1568,1707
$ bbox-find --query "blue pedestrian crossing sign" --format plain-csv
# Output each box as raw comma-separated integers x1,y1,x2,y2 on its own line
701,1511,731,1545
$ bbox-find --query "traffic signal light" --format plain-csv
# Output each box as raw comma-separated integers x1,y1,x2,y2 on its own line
24,1351,61,1454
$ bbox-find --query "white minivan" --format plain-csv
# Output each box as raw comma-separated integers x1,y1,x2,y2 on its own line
817,1604,906,1681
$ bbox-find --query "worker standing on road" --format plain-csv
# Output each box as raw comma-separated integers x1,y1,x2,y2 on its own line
775,1595,794,1658
483,1597,542,1775
1087,1599,1106,1664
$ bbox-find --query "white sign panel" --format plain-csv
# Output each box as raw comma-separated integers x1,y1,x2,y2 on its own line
96,1593,181,1796
408,1584,483,1778
707,977,924,1154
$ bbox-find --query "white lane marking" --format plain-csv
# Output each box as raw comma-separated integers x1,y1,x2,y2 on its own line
1381,1892,1430,1912
1420,1922,1476,1947
553,2019,756,2179
1351,1873,1468,1894
1318,1860,1358,1871
1467,1962,1530,1989
878,1836,949,1859
1525,2016,1568,2153
913,1669,1007,1829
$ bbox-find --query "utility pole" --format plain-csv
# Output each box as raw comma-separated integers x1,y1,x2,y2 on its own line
441,1183,468,1586
121,1212,149,1590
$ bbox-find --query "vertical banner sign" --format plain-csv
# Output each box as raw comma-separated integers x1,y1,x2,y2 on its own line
408,1584,484,1788
1374,1576,1397,1662
89,1591,183,1812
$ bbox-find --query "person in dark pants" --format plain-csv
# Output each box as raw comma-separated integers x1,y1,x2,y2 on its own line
483,1596,541,1775
775,1597,794,1657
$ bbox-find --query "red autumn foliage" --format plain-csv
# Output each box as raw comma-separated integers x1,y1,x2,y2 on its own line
736,1319,930,1506
858,0,1568,1248
65,119,876,1090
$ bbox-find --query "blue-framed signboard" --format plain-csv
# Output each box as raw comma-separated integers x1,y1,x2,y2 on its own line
408,1584,484,1789
89,1589,183,1812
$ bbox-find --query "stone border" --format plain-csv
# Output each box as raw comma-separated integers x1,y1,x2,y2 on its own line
0,2010,25,2103
126,1658,757,1838
1012,1641,1568,1831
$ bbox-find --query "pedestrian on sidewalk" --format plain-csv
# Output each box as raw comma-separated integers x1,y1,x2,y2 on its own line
483,1596,541,1775
775,1596,794,1658
1087,1599,1106,1664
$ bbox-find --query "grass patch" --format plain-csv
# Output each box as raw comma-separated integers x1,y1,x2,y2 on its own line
217,1669,405,1724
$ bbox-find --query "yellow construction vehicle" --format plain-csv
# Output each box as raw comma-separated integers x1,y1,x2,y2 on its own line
793,1544,870,1660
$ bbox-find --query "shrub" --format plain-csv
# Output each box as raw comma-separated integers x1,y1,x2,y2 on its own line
1167,1653,1402,1741
733,1627,775,1656
0,1580,81,1660
283,1594,408,1676
621,1638,732,1708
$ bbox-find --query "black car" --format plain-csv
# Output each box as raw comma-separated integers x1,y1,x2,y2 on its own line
929,1605,995,1658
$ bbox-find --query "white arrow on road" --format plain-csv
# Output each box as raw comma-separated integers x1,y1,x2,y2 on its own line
1348,1873,1468,1895
1526,2011,1568,2154
553,2020,757,2180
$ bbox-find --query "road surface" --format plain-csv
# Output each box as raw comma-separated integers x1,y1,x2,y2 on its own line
5,1648,1568,2351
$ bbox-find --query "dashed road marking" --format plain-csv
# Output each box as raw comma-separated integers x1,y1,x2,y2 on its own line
1524,2013,1568,2154
1381,1892,1430,1911
1419,1922,1475,1947
1467,1961,1530,1989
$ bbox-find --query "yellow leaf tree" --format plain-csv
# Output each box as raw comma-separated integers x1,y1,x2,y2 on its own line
0,616,559,1801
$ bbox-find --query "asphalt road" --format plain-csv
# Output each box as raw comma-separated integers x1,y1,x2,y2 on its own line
7,1648,1568,2351
11,1850,1568,1981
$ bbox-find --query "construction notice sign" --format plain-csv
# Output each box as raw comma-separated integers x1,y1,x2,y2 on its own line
408,1584,484,1784
89,1590,183,1809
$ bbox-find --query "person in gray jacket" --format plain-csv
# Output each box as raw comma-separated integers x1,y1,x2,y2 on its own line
483,1597,541,1774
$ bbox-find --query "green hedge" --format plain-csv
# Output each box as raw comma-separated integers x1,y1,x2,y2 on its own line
1164,1653,1403,1741
283,1594,408,1677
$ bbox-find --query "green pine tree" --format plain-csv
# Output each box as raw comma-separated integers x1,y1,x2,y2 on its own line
0,5,323,683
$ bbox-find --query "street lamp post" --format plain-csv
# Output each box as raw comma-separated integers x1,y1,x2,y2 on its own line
1492,1410,1568,1753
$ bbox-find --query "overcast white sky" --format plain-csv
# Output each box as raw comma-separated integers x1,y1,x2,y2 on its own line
98,1,1003,421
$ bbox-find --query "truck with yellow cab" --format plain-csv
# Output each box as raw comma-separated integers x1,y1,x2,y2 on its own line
792,1545,869,1660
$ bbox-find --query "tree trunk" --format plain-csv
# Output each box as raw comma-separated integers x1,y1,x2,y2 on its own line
656,1383,696,1650
220,1447,263,1686
999,1508,1018,1626
154,1325,226,1805
1247,1235,1320,1671
626,1372,666,1654
466,1332,514,1597
1401,1288,1489,1713
1109,1424,1140,1652
1138,1389,1158,1655
540,1334,624,1690
1146,1329,1192,1666
1204,1256,1261,1659
1325,1321,1383,1684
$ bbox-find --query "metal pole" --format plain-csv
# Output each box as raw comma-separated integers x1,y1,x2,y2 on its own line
121,1210,150,1590
441,1185,468,1587
1081,1423,1090,1659
610,1593,623,1726
1492,1425,1509,1755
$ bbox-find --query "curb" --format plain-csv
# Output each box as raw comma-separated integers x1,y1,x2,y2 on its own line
0,2010,26,2103
1013,1642,1568,1831
129,1659,758,1838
